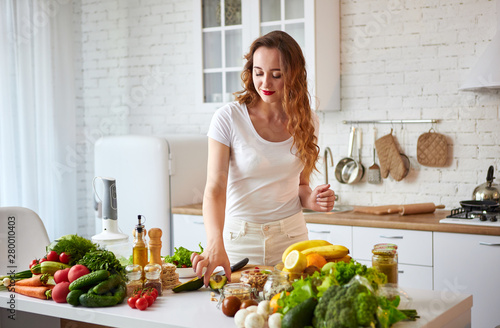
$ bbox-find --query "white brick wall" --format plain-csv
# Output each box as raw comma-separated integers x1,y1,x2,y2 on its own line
75,0,500,236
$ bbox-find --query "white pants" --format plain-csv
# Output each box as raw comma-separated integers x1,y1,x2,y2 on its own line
223,211,309,266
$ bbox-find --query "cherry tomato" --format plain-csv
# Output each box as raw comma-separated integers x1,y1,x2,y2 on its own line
135,297,148,311
127,296,139,309
39,258,47,263
59,252,70,264
29,259,38,269
46,251,59,262
150,288,158,300
144,294,154,307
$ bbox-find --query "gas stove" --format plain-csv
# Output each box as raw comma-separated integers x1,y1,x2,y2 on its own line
440,200,500,227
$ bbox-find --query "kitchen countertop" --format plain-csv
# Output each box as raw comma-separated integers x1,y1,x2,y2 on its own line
172,203,500,236
0,286,472,328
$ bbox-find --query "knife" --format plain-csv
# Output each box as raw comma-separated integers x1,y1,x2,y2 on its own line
172,257,249,293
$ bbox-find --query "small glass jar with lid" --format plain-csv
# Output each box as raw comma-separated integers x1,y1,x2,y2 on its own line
125,264,143,297
144,263,162,295
221,283,255,301
263,272,292,300
372,243,398,285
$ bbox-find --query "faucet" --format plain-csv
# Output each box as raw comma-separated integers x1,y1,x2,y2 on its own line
324,146,334,184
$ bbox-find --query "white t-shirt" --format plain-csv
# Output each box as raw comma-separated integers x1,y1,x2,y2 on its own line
207,102,304,223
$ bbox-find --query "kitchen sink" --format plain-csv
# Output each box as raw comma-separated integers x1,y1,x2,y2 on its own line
302,205,354,214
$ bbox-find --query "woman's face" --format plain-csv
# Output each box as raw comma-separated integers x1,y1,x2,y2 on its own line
252,47,284,105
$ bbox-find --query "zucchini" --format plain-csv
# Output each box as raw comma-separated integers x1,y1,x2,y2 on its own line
69,270,110,291
172,276,203,293
79,292,119,307
40,261,71,275
66,289,85,306
92,274,122,295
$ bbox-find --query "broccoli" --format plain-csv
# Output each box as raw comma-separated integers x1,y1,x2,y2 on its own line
313,279,378,328
333,260,387,290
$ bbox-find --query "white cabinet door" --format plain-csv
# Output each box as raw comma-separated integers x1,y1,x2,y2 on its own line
352,227,433,266
306,223,352,251
434,232,500,328
172,214,207,253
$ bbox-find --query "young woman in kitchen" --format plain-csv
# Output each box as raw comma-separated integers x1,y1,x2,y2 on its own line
191,31,335,286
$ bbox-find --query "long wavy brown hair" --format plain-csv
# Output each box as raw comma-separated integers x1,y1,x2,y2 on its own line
234,30,319,181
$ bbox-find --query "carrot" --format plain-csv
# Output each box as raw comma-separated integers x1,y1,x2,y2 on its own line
14,273,49,287
8,286,51,300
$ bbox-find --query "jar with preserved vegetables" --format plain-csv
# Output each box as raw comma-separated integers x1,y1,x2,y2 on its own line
372,243,398,285
263,272,292,300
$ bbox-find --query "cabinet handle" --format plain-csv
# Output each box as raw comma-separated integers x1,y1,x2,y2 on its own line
193,221,204,225
479,242,500,246
309,230,330,234
398,270,404,274
379,235,403,239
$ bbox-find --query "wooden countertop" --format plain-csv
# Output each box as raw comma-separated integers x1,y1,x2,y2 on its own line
171,203,500,236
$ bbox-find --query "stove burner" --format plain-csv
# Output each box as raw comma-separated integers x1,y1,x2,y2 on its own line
442,200,500,226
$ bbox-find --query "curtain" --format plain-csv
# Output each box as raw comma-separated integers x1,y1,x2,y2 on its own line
0,0,77,242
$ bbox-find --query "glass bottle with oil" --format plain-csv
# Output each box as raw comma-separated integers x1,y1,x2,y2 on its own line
132,215,148,278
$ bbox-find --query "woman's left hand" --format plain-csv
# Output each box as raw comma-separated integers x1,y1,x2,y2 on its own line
309,184,335,212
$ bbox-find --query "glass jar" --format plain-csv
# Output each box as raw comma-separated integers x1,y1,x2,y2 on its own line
263,272,292,300
144,263,162,295
239,269,271,292
125,264,143,297
372,243,398,285
221,283,254,301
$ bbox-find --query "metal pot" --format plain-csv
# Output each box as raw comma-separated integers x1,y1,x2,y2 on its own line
335,127,363,184
472,166,500,203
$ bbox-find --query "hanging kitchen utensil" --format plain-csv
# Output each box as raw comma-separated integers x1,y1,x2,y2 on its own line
417,128,448,167
356,127,365,180
472,166,500,202
374,129,407,181
368,128,381,184
335,127,358,184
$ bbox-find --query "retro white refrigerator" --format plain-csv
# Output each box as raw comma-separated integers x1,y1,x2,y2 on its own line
94,134,208,256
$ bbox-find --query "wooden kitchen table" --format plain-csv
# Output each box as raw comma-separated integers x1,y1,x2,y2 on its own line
0,285,472,328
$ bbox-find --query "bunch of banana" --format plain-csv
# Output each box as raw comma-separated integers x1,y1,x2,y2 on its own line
282,240,350,262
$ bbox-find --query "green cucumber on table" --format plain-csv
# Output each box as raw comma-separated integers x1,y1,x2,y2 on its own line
69,270,110,291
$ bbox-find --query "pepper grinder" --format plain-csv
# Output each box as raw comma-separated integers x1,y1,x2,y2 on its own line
148,228,162,265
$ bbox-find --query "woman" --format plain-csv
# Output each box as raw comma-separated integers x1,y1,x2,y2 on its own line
192,31,335,286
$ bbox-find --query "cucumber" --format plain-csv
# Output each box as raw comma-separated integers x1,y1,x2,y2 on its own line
40,261,71,275
66,289,85,306
79,292,119,307
92,274,122,295
172,276,203,293
69,270,110,291
113,283,127,304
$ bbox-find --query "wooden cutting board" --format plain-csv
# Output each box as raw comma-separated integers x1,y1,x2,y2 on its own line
230,264,274,283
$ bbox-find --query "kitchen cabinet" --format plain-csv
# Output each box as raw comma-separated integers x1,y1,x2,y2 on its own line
306,223,352,251
352,227,433,290
193,0,340,112
172,214,207,251
434,232,500,328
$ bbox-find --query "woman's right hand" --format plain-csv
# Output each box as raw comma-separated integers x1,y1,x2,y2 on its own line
191,242,232,287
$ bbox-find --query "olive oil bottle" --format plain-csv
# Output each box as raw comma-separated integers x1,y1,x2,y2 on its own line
132,215,148,276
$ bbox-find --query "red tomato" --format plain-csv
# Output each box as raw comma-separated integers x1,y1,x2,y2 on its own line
143,294,154,306
52,282,70,303
59,252,70,264
46,251,59,262
29,259,38,269
39,258,47,263
150,288,158,300
54,268,71,284
68,264,90,282
127,296,139,309
135,297,148,311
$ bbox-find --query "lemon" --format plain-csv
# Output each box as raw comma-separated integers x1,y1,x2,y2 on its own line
284,250,307,272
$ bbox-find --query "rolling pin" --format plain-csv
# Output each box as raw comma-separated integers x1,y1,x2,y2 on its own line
397,203,445,215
